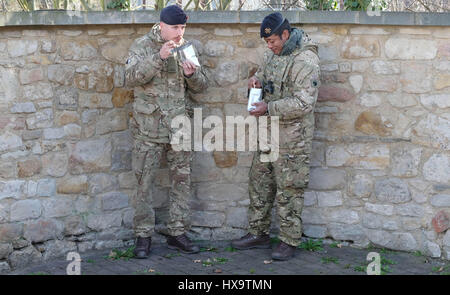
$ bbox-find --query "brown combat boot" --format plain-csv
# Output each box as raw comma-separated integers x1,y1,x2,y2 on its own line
133,237,151,259
167,234,200,254
272,241,296,261
231,233,271,250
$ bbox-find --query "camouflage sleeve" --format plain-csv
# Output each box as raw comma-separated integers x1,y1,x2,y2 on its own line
184,66,208,93
254,50,270,83
267,51,321,121
125,44,164,88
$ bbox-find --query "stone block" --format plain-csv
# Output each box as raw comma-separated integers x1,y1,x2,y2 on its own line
10,199,41,221
375,178,411,204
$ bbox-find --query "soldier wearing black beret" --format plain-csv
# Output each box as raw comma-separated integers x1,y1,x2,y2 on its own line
232,13,321,261
125,5,208,259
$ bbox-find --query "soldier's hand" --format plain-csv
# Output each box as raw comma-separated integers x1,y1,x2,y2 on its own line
249,101,268,117
182,60,197,77
160,40,177,60
248,76,262,89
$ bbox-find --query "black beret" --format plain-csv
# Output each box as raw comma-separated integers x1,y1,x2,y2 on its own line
160,5,187,25
260,12,286,38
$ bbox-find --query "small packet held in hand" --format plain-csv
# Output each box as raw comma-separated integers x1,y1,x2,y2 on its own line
174,42,200,67
247,88,262,111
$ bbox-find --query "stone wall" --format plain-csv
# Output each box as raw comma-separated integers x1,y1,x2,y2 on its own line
0,12,449,271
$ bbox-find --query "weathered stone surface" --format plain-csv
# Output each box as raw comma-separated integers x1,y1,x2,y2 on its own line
308,168,346,190
301,208,327,225
42,240,77,260
328,223,366,242
0,243,13,260
317,191,343,207
42,198,73,218
7,40,38,57
10,102,36,113
24,218,64,243
387,93,417,108
36,179,56,197
420,94,450,109
423,154,450,183
414,114,450,150
100,38,131,64
41,39,56,53
64,215,87,236
87,212,122,231
371,60,400,75
365,203,394,216
214,62,239,86
0,131,23,153
8,246,42,270
444,231,450,247
225,207,248,228
400,62,432,93
341,36,380,58
318,85,355,102
350,174,373,198
191,211,225,228
303,225,327,238
0,68,20,103
385,38,437,60
431,194,450,207
375,178,411,204
395,203,424,217
432,210,449,233
366,77,398,92
10,199,41,222
48,64,75,86
96,109,128,135
349,75,363,93
112,88,133,107
0,161,16,179
196,183,247,202
100,191,129,211
43,127,65,140
213,151,237,168
17,158,41,178
79,92,113,109
204,40,234,57
69,138,112,174
355,111,390,136
60,41,97,61
424,241,441,258
42,153,68,177
55,87,78,110
89,173,118,195
0,180,26,200
0,262,10,273
434,73,450,90
328,209,359,224
23,83,53,100
391,146,422,177
57,175,88,194
89,63,114,92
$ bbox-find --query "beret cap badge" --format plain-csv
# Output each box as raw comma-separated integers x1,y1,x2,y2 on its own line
265,28,271,34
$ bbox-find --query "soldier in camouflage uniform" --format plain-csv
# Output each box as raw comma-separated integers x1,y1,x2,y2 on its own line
232,13,321,260
125,5,208,258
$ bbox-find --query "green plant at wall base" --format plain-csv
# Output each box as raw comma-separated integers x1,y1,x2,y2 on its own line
298,239,324,252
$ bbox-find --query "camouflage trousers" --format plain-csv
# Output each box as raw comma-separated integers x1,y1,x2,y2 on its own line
248,150,310,247
131,139,192,238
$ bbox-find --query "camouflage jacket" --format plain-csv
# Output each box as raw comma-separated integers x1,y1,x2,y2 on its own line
125,23,208,143
255,29,321,153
